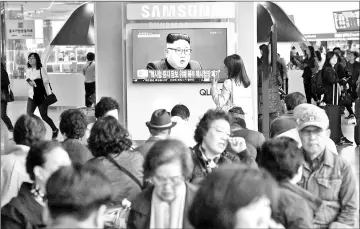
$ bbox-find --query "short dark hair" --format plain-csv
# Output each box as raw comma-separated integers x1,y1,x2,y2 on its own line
228,106,245,115
86,52,95,61
189,164,279,229
292,46,296,50
27,53,42,70
143,139,193,180
59,109,87,139
88,116,132,157
231,116,246,129
26,141,63,181
13,114,46,146
94,97,119,118
333,47,341,52
46,164,112,221
194,109,231,144
259,44,266,50
259,137,304,182
224,54,250,88
349,51,359,58
171,104,190,120
166,33,190,45
284,92,306,111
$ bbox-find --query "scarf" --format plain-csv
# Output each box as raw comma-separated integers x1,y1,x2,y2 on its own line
150,182,186,229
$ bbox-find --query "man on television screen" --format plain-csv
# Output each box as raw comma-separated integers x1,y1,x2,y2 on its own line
146,33,203,70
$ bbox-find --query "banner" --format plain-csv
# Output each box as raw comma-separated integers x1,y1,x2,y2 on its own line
6,20,35,39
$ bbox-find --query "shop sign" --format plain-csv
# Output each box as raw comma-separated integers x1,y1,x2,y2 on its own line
6,20,35,39
304,32,359,40
126,2,235,20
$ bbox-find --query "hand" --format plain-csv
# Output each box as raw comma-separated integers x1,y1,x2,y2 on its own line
211,74,218,85
28,80,37,87
227,137,247,153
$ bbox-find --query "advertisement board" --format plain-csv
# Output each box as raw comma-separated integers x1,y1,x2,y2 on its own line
6,20,35,39
333,10,359,32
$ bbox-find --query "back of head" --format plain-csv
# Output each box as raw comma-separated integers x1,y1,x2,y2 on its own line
14,114,46,146
143,139,193,180
26,140,62,181
189,164,278,229
94,97,119,118
259,137,304,182
46,164,112,222
171,104,190,120
284,92,306,111
59,109,87,139
166,33,190,44
231,116,247,130
86,52,95,61
223,54,250,88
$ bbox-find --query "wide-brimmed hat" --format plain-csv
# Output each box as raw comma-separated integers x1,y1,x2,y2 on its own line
146,109,177,130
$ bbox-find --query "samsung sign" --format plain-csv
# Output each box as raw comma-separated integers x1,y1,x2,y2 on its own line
126,3,235,20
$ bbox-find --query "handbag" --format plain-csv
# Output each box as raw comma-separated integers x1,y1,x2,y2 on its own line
40,68,57,106
1,85,14,102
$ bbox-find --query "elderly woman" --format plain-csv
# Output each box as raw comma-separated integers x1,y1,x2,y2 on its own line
259,137,322,229
1,141,71,229
86,116,144,204
189,164,282,229
127,139,197,229
190,109,255,185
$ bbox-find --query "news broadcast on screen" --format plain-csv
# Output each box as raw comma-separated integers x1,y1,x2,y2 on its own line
132,28,227,83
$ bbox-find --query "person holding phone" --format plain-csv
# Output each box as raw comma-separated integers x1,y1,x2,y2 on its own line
25,53,59,140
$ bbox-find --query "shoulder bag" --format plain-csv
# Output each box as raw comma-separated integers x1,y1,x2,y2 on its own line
40,68,57,106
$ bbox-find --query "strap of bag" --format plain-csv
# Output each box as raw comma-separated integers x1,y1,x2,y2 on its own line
107,155,143,189
39,68,53,91
83,61,92,75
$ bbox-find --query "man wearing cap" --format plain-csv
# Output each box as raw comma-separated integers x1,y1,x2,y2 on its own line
296,104,357,229
135,109,176,158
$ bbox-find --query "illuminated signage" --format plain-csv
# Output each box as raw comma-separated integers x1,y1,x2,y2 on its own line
126,2,236,20
333,10,359,32
304,32,359,40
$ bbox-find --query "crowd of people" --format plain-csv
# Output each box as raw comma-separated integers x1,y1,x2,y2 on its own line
1,90,358,228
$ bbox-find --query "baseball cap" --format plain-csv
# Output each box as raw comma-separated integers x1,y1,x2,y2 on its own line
293,103,329,131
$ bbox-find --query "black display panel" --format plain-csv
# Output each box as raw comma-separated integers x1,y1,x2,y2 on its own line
132,28,227,83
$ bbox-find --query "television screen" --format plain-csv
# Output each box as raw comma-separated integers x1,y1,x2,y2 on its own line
132,28,227,83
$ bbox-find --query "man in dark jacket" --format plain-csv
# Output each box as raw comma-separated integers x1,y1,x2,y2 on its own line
146,33,202,70
1,62,13,131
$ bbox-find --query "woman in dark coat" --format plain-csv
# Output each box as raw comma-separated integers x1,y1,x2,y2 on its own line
1,62,14,131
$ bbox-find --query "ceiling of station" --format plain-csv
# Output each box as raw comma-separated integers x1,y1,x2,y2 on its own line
5,1,84,20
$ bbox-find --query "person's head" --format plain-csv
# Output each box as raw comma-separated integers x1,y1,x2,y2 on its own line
94,97,119,119
284,92,306,112
194,109,231,156
86,52,95,61
319,46,324,53
27,52,42,69
294,104,330,157
144,139,193,202
189,164,279,229
259,44,267,56
333,47,341,56
26,141,71,190
13,114,46,146
315,50,322,61
230,116,247,132
88,116,132,157
223,54,250,88
45,164,111,228
59,109,87,139
304,46,315,59
165,33,191,70
228,106,245,119
259,137,304,184
171,104,190,121
324,51,338,67
346,51,358,62
146,109,176,137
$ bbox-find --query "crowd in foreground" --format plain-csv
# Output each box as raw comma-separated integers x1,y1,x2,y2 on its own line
1,91,358,229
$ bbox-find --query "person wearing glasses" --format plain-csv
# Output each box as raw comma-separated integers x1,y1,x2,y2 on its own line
127,139,197,229
146,33,203,70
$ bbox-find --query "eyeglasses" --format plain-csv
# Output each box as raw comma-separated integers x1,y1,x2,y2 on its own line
152,174,184,186
299,128,325,137
167,48,192,55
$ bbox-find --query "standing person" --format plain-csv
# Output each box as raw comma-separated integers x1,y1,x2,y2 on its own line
295,46,319,104
82,52,96,108
1,62,14,132
26,53,59,140
345,51,360,108
211,54,253,128
315,50,325,71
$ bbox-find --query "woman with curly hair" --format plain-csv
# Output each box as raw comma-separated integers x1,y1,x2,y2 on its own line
60,109,92,164
86,116,144,204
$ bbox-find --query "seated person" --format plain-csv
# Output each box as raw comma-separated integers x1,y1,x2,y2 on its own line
146,33,202,70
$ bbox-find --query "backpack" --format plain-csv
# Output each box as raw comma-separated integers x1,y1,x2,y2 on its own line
311,69,325,100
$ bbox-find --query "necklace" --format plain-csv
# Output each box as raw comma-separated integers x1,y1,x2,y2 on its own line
30,184,45,201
